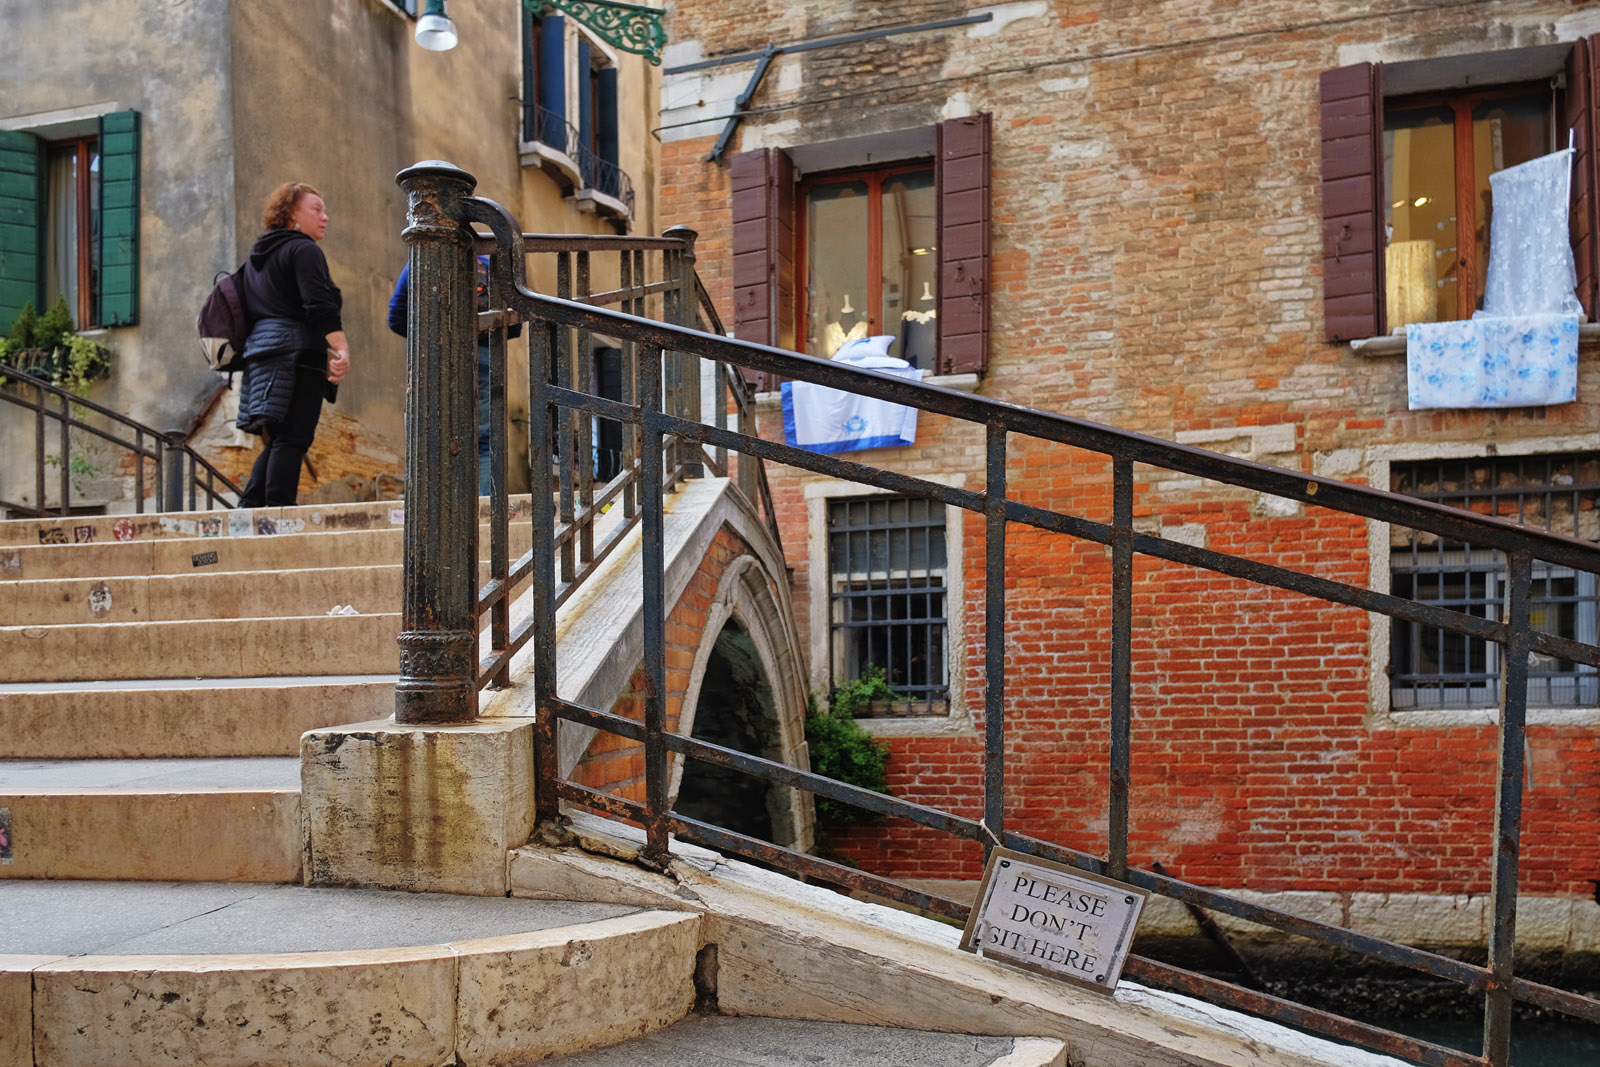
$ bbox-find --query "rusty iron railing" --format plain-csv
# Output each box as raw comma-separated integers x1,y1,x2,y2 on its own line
0,364,238,516
393,161,1600,1067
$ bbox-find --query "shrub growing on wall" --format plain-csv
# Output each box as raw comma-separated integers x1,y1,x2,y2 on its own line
806,666,894,824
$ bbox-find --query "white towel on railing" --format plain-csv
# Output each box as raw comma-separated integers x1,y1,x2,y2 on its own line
781,339,925,454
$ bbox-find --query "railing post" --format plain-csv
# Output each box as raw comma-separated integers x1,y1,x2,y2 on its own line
161,429,186,513
664,224,702,478
394,160,481,725
1483,550,1533,1066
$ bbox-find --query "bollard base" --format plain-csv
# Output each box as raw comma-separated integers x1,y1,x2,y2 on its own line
301,716,535,895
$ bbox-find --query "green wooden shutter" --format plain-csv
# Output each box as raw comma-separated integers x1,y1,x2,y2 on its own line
0,129,43,334
97,110,140,327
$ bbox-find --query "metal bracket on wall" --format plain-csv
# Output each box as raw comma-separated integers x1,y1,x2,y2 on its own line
541,0,667,66
671,13,995,164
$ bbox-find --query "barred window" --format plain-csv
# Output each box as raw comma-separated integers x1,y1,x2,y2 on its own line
828,496,948,714
1390,453,1600,709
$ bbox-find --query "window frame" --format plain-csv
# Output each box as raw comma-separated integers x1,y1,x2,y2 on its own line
42,134,98,329
804,476,968,729
1319,41,1598,342
1384,80,1556,324
825,492,950,712
795,161,937,358
1368,441,1600,726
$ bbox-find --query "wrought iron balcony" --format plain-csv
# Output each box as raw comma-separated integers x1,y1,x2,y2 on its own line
523,104,635,217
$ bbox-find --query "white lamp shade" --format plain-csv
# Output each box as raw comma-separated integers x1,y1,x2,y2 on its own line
415,13,458,51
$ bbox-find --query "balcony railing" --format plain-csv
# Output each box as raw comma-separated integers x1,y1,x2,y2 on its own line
0,365,238,516
394,160,1600,1067
523,104,635,216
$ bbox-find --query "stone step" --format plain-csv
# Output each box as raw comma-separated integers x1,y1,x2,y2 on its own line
7,565,403,626
1,521,534,582
550,1015,1067,1067
1,612,401,682
0,676,395,759
0,758,302,882
0,881,699,1067
0,494,535,547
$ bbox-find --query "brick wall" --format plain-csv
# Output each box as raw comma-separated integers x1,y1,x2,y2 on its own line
660,1,1600,900
571,523,750,801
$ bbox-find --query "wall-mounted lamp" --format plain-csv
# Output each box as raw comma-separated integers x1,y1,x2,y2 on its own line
415,0,458,51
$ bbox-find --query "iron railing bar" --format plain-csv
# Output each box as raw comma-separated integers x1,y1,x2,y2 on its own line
554,779,649,825
516,234,683,252
1510,974,1600,1023
645,409,1591,661
1121,958,1486,1067
1484,549,1533,1067
639,343,669,861
527,318,560,818
58,393,71,512
461,263,1600,570
489,254,512,688
984,424,1007,847
666,814,969,921
557,250,576,585
1109,456,1133,882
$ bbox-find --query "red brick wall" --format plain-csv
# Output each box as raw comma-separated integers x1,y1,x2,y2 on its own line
659,1,1600,900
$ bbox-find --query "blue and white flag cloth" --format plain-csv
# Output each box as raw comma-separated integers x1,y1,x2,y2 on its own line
781,339,925,454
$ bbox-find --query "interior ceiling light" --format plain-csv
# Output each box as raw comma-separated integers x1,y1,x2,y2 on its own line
1413,196,1430,208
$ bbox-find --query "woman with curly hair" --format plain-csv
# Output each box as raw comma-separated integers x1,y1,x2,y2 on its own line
235,182,352,506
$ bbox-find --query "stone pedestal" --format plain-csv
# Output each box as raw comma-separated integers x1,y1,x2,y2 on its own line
302,717,535,895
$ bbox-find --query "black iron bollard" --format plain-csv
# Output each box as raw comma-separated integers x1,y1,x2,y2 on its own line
161,429,187,512
394,161,481,725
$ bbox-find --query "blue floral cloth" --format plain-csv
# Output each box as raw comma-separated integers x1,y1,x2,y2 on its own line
1407,315,1579,409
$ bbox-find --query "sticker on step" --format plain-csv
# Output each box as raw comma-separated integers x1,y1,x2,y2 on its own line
271,517,305,535
255,516,277,536
1,551,20,577
160,517,198,536
199,516,223,538
73,524,95,544
88,581,113,617
192,550,220,567
390,508,405,525
112,518,136,542
228,511,255,538
38,527,66,545
0,808,11,864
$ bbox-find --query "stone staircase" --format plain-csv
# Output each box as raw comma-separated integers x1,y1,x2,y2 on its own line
0,498,495,883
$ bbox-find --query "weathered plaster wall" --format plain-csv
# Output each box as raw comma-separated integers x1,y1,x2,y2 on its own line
0,0,236,429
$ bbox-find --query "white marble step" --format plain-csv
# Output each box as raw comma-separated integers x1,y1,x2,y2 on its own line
0,880,698,1067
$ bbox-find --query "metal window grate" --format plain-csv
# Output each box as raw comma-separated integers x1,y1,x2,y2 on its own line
1391,452,1600,708
828,495,948,707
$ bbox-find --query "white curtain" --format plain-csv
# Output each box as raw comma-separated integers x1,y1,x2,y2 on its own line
43,148,79,319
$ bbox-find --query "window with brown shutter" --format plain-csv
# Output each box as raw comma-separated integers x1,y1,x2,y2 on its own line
1320,40,1600,342
729,115,992,383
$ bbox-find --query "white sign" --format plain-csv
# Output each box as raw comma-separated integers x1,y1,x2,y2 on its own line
959,848,1147,995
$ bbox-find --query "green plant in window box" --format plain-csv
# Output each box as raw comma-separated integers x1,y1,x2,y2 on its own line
0,297,115,396
806,666,895,825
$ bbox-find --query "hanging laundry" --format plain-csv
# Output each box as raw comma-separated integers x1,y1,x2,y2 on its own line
782,336,926,453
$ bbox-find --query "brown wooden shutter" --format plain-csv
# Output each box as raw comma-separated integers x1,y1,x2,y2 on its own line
1567,37,1600,322
1319,63,1385,341
730,147,795,388
936,113,991,375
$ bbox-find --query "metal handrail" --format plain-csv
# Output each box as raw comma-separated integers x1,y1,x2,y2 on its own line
0,364,239,515
395,163,1600,1067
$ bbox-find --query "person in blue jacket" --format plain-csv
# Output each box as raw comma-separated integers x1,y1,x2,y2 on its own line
388,257,518,497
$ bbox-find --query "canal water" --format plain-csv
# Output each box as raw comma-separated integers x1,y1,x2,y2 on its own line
1366,1015,1600,1066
